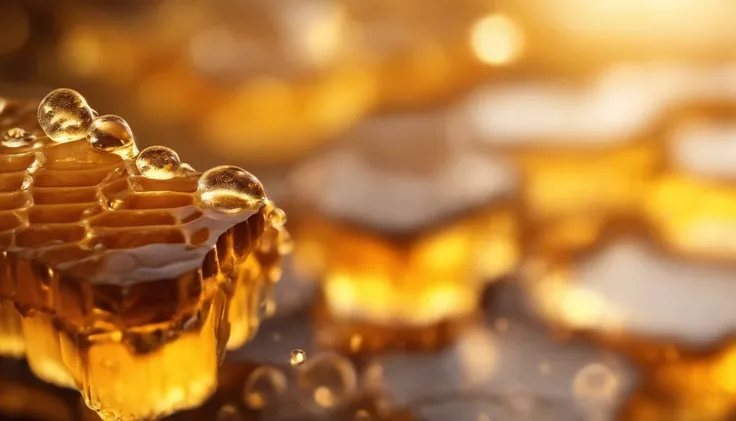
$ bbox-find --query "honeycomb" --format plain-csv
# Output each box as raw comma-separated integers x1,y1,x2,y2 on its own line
0,91,289,420
288,109,519,352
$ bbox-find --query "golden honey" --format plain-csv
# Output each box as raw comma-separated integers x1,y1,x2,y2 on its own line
458,76,663,249
522,217,736,421
289,109,520,353
644,104,736,261
0,91,289,420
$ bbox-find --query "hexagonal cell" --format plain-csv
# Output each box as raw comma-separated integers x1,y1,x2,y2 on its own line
0,94,290,421
0,192,30,210
32,187,99,205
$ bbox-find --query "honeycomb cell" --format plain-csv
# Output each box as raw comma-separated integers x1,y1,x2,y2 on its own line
0,93,290,421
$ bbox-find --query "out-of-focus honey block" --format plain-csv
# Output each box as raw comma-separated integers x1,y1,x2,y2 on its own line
288,110,520,353
522,218,736,421
457,77,663,246
0,94,289,420
645,104,736,260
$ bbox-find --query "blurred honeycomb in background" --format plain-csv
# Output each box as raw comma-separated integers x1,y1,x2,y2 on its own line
5,0,736,420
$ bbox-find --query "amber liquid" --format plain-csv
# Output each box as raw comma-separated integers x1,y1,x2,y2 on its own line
293,203,518,354
0,103,287,419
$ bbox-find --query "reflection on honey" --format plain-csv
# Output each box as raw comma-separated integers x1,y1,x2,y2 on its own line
523,216,736,420
645,105,736,261
0,94,289,420
289,109,519,353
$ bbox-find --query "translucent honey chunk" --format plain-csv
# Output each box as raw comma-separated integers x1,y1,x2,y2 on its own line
0,93,290,420
0,299,25,357
289,110,519,353
522,219,736,419
644,106,736,259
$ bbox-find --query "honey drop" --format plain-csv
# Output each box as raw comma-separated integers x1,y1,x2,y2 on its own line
290,349,306,368
136,145,180,179
37,88,95,143
267,207,287,228
242,366,288,410
87,115,138,159
195,165,266,214
2,127,35,148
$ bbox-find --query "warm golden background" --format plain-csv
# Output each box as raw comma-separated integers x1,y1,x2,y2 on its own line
5,1,736,421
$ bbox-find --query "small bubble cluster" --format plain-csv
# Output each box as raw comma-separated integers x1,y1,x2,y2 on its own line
87,114,138,159
291,349,307,368
38,88,95,143
136,146,180,179
2,127,35,148
33,88,276,220
196,165,267,214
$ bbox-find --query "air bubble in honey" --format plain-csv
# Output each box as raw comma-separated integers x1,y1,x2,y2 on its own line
87,115,138,159
573,363,619,406
195,165,266,214
136,145,180,179
290,349,306,367
2,127,35,148
297,353,357,409
37,88,95,143
242,366,288,410
268,207,287,228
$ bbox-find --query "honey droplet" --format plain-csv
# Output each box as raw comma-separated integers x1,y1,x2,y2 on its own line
2,127,35,148
195,165,266,214
87,115,138,159
290,349,306,367
297,353,357,409
37,88,95,143
267,207,287,228
243,366,288,410
136,145,180,179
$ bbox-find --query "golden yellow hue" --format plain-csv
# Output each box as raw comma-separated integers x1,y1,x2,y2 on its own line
470,14,525,66
295,205,518,352
0,94,289,420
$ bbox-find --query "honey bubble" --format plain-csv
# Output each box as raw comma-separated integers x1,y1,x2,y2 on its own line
195,165,266,214
290,349,307,368
297,353,357,409
2,127,35,148
267,207,287,228
243,366,288,410
136,145,180,179
87,115,138,159
37,88,95,143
